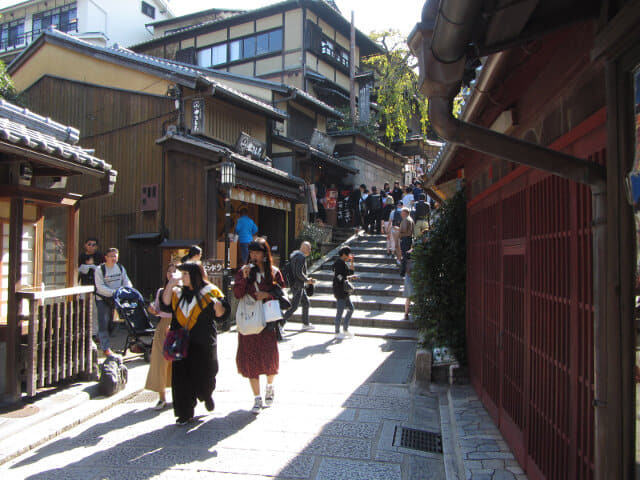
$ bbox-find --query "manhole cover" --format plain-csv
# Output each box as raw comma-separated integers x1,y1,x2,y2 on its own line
0,404,40,418
393,426,443,454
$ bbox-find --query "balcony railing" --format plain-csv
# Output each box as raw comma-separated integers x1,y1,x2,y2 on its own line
16,286,94,397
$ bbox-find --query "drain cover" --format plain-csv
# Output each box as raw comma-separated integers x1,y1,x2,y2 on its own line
125,391,158,404
393,426,443,454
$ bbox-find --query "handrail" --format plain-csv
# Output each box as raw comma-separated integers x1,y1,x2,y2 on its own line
17,285,94,301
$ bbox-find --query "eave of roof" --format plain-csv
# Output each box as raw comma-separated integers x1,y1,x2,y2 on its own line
273,134,358,174
287,87,344,119
328,130,407,162
147,8,246,28
9,29,288,121
130,0,382,56
0,108,111,174
156,132,305,186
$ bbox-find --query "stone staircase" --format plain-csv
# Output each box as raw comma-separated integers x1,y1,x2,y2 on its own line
290,233,416,334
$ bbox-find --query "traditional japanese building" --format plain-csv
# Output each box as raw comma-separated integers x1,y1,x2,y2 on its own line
410,1,640,478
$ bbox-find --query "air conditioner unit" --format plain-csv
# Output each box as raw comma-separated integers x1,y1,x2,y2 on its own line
141,184,159,211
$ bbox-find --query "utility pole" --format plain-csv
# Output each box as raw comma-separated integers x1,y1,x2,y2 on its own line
350,11,356,126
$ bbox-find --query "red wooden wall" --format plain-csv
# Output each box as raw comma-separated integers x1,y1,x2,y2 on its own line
465,110,605,479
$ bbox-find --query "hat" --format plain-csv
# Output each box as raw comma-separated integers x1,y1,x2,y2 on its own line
248,241,267,252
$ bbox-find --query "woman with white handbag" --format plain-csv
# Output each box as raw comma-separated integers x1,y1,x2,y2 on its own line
234,239,285,414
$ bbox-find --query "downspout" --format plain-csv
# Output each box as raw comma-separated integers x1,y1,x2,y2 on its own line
412,1,609,477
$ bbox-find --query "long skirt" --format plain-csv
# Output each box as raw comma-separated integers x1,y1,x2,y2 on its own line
144,317,171,393
236,328,279,378
172,341,218,419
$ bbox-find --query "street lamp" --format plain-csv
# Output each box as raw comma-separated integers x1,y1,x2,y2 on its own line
219,161,236,308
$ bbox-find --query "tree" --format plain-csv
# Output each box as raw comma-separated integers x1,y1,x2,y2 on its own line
363,30,428,145
0,61,20,104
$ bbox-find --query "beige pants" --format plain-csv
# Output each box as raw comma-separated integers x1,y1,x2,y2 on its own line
392,227,401,260
415,219,430,239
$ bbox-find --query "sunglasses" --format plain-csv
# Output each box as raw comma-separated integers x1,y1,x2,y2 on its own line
86,242,97,246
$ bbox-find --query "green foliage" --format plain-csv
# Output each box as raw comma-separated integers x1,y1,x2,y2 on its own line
0,61,20,104
363,30,429,145
411,189,467,364
296,222,331,262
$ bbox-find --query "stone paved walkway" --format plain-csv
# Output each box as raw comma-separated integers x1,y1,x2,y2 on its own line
1,330,446,479
448,386,527,480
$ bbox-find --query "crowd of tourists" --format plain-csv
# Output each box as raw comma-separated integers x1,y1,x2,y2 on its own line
79,176,438,425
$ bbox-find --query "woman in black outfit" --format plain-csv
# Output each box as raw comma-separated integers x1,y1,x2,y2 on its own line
162,262,229,425
332,246,357,340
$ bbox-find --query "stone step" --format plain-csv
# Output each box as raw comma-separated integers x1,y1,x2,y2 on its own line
349,246,390,255
291,307,414,330
312,270,404,284
312,281,403,297
325,254,397,265
309,294,405,312
352,239,388,246
320,262,400,274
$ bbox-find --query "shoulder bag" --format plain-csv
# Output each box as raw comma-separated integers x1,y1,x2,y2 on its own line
236,283,266,335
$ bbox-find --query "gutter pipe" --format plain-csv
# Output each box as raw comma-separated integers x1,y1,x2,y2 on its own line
411,2,608,478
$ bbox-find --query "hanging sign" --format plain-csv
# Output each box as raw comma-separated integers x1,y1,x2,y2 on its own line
235,132,266,161
191,98,205,135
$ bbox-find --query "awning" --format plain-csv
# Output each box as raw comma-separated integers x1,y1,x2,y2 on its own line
272,134,358,174
231,187,292,211
159,239,203,249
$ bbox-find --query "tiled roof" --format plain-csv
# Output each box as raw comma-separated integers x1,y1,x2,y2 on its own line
12,29,287,120
0,100,111,172
288,87,344,119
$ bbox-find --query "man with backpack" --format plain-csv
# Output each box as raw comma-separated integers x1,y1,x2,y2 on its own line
283,241,315,330
94,247,132,356
365,186,383,234
412,193,431,238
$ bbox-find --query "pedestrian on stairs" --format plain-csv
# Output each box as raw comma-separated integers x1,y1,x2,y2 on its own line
283,241,315,330
332,247,357,339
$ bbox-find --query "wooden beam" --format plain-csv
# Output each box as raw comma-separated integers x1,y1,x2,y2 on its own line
5,198,23,401
67,205,80,287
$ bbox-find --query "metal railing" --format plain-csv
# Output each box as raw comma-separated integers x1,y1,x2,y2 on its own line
16,285,94,397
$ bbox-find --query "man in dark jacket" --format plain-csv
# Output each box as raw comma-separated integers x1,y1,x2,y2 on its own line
411,193,431,238
365,186,383,234
283,241,315,329
332,246,356,339
391,181,403,204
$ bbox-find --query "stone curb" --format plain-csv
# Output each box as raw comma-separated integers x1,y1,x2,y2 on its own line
446,387,467,480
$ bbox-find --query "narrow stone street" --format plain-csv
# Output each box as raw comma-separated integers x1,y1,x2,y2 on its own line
1,331,444,479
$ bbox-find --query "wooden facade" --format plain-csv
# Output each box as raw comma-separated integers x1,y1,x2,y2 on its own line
132,0,381,102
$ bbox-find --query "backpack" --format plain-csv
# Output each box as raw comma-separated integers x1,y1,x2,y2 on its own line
368,194,382,211
413,201,430,220
281,260,294,288
392,210,402,227
98,355,128,396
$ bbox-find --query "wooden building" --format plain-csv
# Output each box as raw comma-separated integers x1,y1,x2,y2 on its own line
410,0,640,478
132,0,405,193
0,99,116,402
8,29,307,296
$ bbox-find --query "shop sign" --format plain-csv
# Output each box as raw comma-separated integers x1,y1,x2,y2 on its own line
235,132,266,161
192,98,205,135
310,129,336,156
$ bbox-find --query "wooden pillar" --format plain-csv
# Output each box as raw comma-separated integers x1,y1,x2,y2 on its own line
67,205,80,287
5,198,23,401
206,167,218,259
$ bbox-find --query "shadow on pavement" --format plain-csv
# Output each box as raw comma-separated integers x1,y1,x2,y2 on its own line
11,409,255,480
291,339,336,359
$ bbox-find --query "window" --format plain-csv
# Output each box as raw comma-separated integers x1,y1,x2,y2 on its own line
211,44,227,66
196,28,283,68
319,36,349,70
141,1,156,19
229,39,242,62
243,36,256,58
33,3,77,35
196,43,227,67
0,19,25,50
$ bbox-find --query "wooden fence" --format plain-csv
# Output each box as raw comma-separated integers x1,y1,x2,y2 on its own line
16,286,95,397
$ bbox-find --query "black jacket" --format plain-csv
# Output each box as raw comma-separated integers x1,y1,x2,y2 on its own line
289,250,309,288
332,258,354,299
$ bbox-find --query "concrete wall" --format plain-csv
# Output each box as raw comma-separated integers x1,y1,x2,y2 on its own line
341,155,401,190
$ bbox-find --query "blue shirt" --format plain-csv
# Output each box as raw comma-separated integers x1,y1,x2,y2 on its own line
235,215,258,243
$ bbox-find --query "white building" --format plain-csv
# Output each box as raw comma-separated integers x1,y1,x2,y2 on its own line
0,0,173,62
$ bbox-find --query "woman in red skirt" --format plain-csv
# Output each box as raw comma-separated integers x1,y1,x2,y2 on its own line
234,238,285,414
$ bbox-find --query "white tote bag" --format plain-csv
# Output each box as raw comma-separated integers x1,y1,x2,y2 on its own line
236,292,265,335
263,299,283,323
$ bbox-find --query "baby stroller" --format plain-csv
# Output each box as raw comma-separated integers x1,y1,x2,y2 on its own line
113,287,155,361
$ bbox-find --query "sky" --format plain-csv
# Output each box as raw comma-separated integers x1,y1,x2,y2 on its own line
0,0,424,37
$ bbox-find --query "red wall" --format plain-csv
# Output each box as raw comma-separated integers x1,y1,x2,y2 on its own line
465,109,605,479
